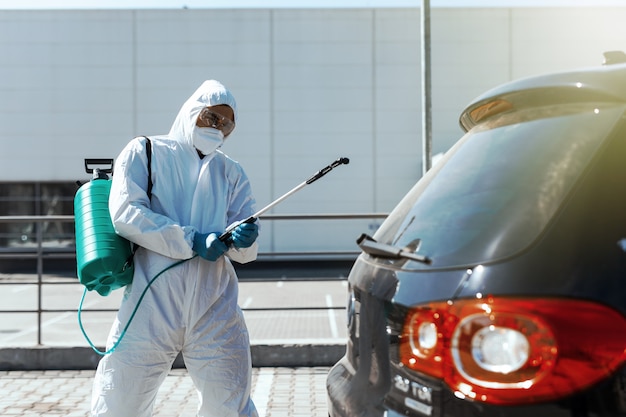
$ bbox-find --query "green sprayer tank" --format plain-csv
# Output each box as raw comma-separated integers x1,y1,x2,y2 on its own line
74,159,134,296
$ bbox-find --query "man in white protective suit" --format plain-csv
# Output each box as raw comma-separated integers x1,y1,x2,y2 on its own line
91,80,260,417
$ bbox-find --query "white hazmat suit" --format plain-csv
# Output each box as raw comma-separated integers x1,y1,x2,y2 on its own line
91,80,259,417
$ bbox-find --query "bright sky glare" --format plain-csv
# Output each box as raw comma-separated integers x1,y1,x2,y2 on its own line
0,0,625,9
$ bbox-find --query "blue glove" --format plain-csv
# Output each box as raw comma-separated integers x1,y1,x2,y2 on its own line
231,222,259,249
192,232,228,261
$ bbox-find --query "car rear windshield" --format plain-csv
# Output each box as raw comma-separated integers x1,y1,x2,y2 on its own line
375,103,625,269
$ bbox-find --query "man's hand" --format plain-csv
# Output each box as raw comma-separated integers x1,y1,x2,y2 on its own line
193,232,228,261
231,222,259,248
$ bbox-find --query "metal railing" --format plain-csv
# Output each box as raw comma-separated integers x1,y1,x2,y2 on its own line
0,213,387,345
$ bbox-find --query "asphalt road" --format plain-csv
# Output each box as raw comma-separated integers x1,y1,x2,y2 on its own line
0,271,349,348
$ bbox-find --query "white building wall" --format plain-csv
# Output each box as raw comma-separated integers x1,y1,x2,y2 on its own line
0,11,135,180
1,7,625,253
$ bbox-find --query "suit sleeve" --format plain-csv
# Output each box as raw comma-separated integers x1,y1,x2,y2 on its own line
108,137,196,260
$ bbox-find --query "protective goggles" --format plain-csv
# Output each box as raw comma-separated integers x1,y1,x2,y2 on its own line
197,107,235,137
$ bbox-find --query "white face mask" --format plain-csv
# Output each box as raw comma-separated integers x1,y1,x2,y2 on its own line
192,127,224,155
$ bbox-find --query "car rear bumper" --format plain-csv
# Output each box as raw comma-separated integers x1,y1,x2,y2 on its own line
329,353,626,417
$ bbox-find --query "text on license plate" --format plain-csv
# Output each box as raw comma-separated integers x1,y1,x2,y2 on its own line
394,374,433,416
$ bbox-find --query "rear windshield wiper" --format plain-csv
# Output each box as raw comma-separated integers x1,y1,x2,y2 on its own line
357,233,432,264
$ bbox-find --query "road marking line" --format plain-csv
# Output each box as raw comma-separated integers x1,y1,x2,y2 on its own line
326,294,339,339
11,286,32,294
0,296,103,343
241,296,253,308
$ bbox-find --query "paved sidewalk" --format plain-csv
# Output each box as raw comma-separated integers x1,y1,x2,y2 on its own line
0,367,331,417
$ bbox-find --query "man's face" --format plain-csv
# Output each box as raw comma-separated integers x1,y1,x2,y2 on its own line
196,104,235,137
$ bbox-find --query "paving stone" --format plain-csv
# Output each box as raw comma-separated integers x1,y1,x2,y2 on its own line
1,367,331,417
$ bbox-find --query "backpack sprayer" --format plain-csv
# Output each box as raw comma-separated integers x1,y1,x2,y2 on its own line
75,154,349,355
74,159,135,297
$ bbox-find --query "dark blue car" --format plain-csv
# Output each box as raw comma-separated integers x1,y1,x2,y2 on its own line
327,52,626,417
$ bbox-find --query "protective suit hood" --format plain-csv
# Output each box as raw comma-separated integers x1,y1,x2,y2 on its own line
168,80,238,152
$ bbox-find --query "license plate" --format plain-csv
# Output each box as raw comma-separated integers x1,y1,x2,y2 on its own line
392,373,435,416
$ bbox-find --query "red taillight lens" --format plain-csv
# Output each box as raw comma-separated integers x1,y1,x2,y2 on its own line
399,297,626,405
404,308,446,379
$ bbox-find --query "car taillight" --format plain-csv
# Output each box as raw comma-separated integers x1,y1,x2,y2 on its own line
399,296,626,405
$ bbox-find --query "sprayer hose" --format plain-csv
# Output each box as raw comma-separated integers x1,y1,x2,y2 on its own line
78,255,197,356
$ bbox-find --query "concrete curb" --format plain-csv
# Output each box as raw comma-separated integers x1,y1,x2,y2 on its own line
0,344,346,371
251,343,345,367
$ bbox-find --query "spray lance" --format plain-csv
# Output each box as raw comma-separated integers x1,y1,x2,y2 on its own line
219,156,350,244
